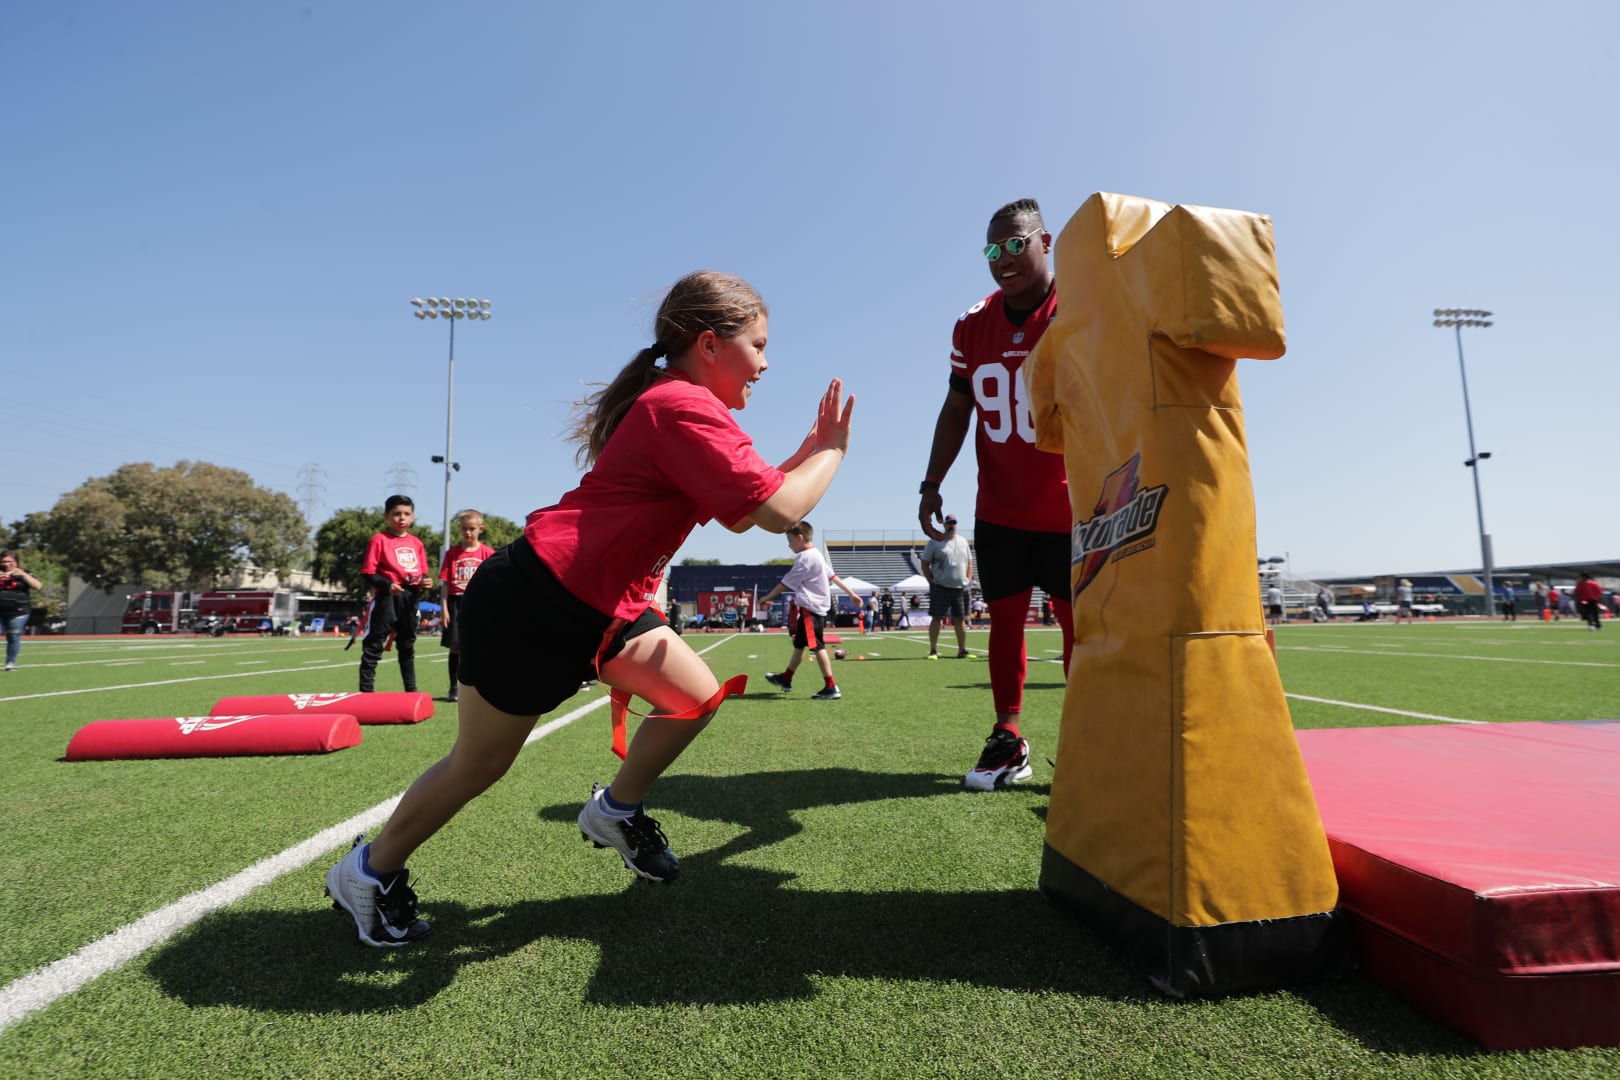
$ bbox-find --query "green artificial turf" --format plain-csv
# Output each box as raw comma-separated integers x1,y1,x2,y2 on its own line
0,623,1616,1078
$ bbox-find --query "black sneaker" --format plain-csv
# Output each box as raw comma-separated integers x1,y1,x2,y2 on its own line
324,835,431,947
964,729,1033,791
446,688,459,702
764,671,793,692
810,685,841,700
578,784,681,882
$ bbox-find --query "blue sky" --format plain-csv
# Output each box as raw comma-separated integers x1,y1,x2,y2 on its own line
5,1,1616,579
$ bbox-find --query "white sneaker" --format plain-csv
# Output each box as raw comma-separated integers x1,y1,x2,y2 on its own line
324,835,431,947
578,784,681,882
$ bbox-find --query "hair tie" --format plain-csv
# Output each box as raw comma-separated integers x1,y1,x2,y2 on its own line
648,342,668,361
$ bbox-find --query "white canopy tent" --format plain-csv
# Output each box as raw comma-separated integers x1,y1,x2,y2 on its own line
892,574,930,593
835,575,879,595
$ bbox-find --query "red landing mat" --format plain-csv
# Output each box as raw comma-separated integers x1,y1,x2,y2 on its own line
211,691,433,725
1298,721,1620,1050
66,714,361,760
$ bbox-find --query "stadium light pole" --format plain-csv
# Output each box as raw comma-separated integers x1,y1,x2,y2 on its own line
412,297,492,563
1433,308,1495,617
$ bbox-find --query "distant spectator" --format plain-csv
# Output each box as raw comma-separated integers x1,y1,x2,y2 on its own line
1316,585,1334,621
667,597,683,636
1359,598,1378,622
1395,579,1415,624
1499,582,1517,622
1574,573,1604,631
879,588,895,632
1265,583,1284,626
0,551,42,672
920,514,974,659
1546,586,1562,621
1531,579,1547,618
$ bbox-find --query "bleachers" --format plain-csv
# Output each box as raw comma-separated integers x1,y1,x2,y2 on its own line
825,547,921,588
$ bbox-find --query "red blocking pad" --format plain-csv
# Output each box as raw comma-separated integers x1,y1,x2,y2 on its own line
1298,721,1620,1050
210,691,433,725
66,714,361,761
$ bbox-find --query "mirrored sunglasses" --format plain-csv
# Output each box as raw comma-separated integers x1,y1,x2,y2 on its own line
983,227,1042,262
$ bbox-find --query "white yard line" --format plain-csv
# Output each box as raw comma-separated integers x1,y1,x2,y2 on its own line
0,661,363,703
1285,693,1482,725
16,644,343,669
0,634,740,1035
1278,646,1616,669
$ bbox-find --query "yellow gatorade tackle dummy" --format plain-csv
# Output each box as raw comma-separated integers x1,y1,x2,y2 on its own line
1026,192,1346,997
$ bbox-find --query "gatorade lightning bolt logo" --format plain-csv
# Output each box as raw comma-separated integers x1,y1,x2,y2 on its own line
1071,453,1169,599
287,693,357,709
176,716,256,735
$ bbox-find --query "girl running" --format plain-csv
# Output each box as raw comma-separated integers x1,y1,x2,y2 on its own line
326,270,854,946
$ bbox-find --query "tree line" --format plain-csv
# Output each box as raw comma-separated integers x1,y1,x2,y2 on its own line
1,461,521,612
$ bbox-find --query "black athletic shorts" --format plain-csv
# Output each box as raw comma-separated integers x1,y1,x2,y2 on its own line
456,539,664,716
972,519,1069,604
440,594,463,651
788,604,828,651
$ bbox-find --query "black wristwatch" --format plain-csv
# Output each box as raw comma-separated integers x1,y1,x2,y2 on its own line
918,480,939,494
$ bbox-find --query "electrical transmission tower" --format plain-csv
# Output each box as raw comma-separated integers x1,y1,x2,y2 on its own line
385,462,417,499
296,463,326,527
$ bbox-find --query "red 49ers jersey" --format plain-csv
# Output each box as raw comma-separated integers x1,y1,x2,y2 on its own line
362,531,429,586
949,288,1069,533
439,542,495,596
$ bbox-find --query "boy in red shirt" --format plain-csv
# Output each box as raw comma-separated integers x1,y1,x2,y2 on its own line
357,495,430,694
438,508,496,702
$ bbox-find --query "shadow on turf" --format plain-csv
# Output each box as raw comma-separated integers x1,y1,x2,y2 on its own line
143,767,1480,1055
147,768,1152,1015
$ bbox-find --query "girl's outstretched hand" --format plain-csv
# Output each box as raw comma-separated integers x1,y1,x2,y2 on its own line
813,378,854,456
779,379,854,473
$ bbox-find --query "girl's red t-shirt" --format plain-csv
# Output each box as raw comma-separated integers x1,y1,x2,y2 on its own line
525,373,784,621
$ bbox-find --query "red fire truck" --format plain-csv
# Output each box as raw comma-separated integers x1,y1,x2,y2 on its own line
121,591,195,634
121,590,298,635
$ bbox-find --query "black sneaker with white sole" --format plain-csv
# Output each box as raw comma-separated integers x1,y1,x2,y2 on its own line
810,685,841,700
578,784,681,882
324,834,431,947
764,671,793,692
964,728,1033,791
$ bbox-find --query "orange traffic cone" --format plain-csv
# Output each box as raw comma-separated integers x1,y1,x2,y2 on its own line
1542,608,1553,622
